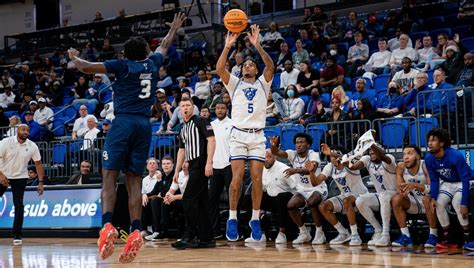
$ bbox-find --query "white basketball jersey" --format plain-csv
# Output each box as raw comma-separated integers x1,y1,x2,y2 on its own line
224,74,272,129
403,160,427,198
322,163,368,195
286,149,326,191
360,155,397,192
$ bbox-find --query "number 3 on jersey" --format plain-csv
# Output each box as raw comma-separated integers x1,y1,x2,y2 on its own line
248,103,254,113
139,79,151,99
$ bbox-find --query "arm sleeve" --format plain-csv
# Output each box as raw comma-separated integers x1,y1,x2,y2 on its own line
196,117,215,138
426,156,440,200
223,74,240,97
259,74,273,96
455,152,472,206
170,181,179,191
31,143,41,162
168,108,179,128
308,151,321,166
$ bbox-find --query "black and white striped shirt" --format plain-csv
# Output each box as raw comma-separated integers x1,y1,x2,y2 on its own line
179,115,214,161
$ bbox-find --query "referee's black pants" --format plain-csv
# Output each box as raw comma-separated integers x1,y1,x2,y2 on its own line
208,165,232,236
0,179,28,238
183,157,213,242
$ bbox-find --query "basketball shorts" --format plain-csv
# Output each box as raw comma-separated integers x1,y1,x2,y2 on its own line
229,127,266,162
328,193,361,214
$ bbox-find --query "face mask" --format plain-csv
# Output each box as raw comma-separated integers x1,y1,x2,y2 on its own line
287,90,295,97
389,87,397,94
330,49,337,56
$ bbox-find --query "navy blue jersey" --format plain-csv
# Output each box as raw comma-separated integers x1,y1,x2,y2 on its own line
425,147,474,206
104,53,162,117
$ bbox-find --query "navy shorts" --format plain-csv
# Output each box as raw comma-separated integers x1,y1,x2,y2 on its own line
102,115,151,175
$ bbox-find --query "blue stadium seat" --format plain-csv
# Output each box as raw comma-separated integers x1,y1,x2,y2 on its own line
4,111,19,118
454,26,470,39
156,135,176,147
268,51,279,63
281,125,304,150
149,136,157,157
320,93,331,107
264,126,281,148
376,88,387,107
306,124,327,151
52,119,65,137
424,16,445,30
461,37,474,52
426,69,434,85
285,37,295,49
336,42,349,55
380,121,406,148
52,144,67,165
373,74,391,90
410,117,438,147
367,39,379,52
69,140,82,153
272,73,281,89
62,106,77,123
151,122,161,133
409,31,429,44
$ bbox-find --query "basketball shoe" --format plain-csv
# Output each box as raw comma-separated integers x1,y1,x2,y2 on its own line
98,223,118,260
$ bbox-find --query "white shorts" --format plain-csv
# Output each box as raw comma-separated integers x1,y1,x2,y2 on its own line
328,194,360,214
438,181,463,202
357,191,396,212
229,127,266,162
296,185,328,201
407,194,425,214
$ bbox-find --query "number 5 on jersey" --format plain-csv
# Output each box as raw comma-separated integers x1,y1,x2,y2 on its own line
248,103,253,113
139,79,151,99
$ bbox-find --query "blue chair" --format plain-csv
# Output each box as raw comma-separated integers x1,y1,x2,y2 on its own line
52,119,65,137
281,125,304,150
461,37,474,52
268,51,279,63
320,93,331,107
69,140,82,153
151,122,161,133
4,111,19,118
336,42,349,55
52,144,67,165
454,26,470,39
376,88,387,107
373,74,391,90
424,16,445,30
410,118,438,147
285,37,296,49
306,124,327,151
156,135,176,147
62,96,75,105
380,121,406,148
264,126,281,148
149,136,158,157
272,73,281,89
62,106,77,123
409,31,429,44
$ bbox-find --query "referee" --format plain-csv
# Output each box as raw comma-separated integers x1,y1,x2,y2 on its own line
0,124,44,245
172,97,216,250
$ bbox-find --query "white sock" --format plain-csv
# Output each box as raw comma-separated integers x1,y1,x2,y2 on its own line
251,210,260,221
334,222,347,234
229,210,237,220
430,228,438,236
299,226,308,234
350,224,359,236
400,227,410,237
316,226,323,234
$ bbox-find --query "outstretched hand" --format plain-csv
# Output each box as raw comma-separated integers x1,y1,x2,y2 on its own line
225,31,240,48
320,143,332,157
247,24,260,46
67,48,80,60
269,136,279,147
167,12,187,30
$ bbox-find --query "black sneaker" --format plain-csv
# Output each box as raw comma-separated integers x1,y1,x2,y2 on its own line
171,238,198,250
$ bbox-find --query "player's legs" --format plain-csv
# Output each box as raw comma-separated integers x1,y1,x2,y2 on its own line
391,193,414,246
320,196,351,245
287,193,311,244
377,191,396,246
226,159,245,241
307,191,327,244
248,159,264,241
436,193,452,229
275,192,293,243
422,195,439,247
10,179,28,243
343,196,362,246
356,193,381,245
452,191,470,243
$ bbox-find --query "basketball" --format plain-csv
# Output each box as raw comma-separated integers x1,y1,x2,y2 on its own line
223,9,248,33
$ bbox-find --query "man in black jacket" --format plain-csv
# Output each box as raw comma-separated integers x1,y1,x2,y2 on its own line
65,160,99,184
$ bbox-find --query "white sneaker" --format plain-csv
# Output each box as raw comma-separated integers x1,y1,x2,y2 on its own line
312,231,326,245
368,232,381,246
145,232,160,241
349,234,362,246
245,233,266,243
329,232,351,245
292,232,312,244
13,238,22,245
374,234,390,247
275,232,287,244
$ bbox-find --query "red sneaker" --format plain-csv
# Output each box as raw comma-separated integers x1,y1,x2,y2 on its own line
97,223,118,260
119,230,143,263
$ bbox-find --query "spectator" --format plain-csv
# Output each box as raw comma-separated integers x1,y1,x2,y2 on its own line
320,56,345,93
154,156,176,239
72,105,98,140
82,117,100,150
157,101,174,134
403,72,430,116
5,115,21,137
390,34,417,71
23,111,41,142
157,66,173,94
352,78,375,108
21,100,38,121
194,70,211,107
274,85,305,123
356,37,391,76
458,0,474,21
0,107,9,128
345,11,359,34
309,30,327,60
33,98,54,130
292,39,310,68
167,92,199,132
100,101,115,121
302,8,313,24
346,32,369,77
20,65,35,90
353,98,375,121
436,45,464,85
310,5,328,28
431,33,458,69
356,20,372,40
231,52,244,77
228,38,245,61
296,61,320,96
141,157,162,240
19,91,33,114
98,119,111,138
86,74,106,106
300,97,326,126
376,81,403,117
73,76,89,100
415,36,436,70
65,160,97,184
49,81,64,106
0,86,16,109
324,13,342,42
275,42,292,71
266,91,279,126
2,69,15,88
186,50,206,76
177,77,194,94
388,28,413,51
99,38,116,61
262,22,284,51
392,57,419,93
27,166,49,186
298,29,312,50
200,106,211,121
222,92,231,116
425,69,455,114
383,11,399,37
280,60,300,91
455,52,474,87
332,86,352,112
327,43,347,66
323,96,348,146
208,82,225,111
93,11,103,22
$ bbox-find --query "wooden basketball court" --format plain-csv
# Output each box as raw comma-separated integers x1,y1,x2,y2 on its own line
1,238,474,267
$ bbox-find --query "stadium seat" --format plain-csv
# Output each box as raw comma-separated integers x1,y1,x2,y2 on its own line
272,73,281,89
373,74,391,90
336,42,349,55
430,28,452,46
320,93,331,107
156,135,176,147
285,37,295,49
62,106,77,123
380,121,406,148
376,88,387,107
426,69,434,85
4,111,19,118
423,16,445,30
52,144,67,165
454,25,470,39
149,135,157,157
409,31,429,44
151,122,161,133
306,124,327,151
281,125,304,150
52,119,66,137
268,51,279,63
410,117,438,147
461,37,474,52
264,126,281,148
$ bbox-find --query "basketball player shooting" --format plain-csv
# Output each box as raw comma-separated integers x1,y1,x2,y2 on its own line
216,25,275,242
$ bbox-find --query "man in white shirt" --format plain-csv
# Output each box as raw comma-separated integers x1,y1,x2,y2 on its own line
392,57,419,93
208,102,233,239
231,52,244,77
0,124,44,245
388,29,413,51
347,32,369,77
141,157,162,240
280,60,300,90
82,117,100,150
415,35,436,70
0,86,16,109
194,70,211,103
390,34,417,71
357,38,392,76
259,151,297,244
33,97,54,130
72,105,98,140
100,101,114,121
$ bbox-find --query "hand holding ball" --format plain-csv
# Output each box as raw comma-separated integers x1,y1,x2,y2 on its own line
224,9,248,33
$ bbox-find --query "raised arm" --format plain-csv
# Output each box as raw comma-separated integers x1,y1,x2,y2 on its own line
370,143,392,164
216,32,240,85
247,25,275,83
269,136,288,159
68,48,107,74
155,12,186,57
